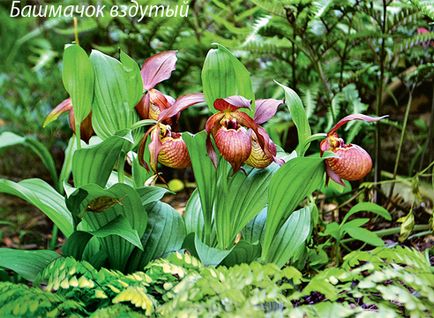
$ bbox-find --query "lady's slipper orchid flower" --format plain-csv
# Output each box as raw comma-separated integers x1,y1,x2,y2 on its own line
135,51,179,123
43,98,94,142
138,94,205,172
320,114,387,185
205,96,282,171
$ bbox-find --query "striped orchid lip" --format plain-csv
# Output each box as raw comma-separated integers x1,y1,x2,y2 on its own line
205,96,283,172
320,114,387,185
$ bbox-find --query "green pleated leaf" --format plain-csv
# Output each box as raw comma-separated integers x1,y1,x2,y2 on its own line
62,44,94,125
72,130,133,187
62,231,93,260
242,207,267,244
127,201,186,271
90,50,141,140
183,131,218,245
184,189,205,240
262,157,324,260
136,186,171,206
120,50,143,107
0,132,58,187
0,248,61,282
277,82,311,155
266,206,313,267
0,179,73,237
194,235,233,266
66,183,146,271
214,162,278,249
202,44,255,114
221,241,261,266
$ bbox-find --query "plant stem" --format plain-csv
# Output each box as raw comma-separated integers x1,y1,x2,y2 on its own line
388,86,414,201
73,17,79,45
49,225,58,250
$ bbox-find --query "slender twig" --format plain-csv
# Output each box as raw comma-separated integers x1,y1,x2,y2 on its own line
388,85,415,202
73,17,79,45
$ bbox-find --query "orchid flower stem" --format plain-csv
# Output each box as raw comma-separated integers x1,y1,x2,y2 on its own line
73,17,79,45
388,86,414,202
75,124,81,150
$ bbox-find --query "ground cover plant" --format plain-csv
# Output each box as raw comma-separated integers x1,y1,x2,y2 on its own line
0,0,433,317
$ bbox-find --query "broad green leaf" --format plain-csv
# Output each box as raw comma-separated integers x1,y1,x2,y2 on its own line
0,248,60,282
221,241,261,266
0,132,58,188
242,207,267,244
62,44,94,125
266,206,312,267
127,202,186,271
184,189,205,240
346,227,384,247
136,186,170,206
277,83,311,155
341,202,391,225
214,162,277,249
90,50,140,140
66,183,145,271
323,222,340,240
120,50,143,107
0,179,73,237
62,231,93,260
194,235,233,266
72,130,133,187
202,44,255,114
183,131,217,245
262,157,324,259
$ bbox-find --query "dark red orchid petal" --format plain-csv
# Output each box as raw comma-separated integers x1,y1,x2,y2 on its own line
206,134,218,168
255,126,277,159
158,93,205,121
205,112,225,134
231,110,270,154
135,92,151,119
214,96,251,112
325,163,344,186
254,99,283,124
148,125,163,173
69,109,94,143
141,50,177,90
328,114,388,136
43,98,72,127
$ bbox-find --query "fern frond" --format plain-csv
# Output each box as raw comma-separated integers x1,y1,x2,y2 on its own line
0,282,85,317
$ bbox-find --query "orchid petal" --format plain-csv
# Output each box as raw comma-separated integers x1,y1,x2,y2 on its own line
43,98,72,127
141,50,177,90
205,112,225,134
135,92,151,119
254,99,283,124
158,93,205,121
69,109,94,142
206,134,218,168
328,114,388,136
214,96,251,111
325,163,344,186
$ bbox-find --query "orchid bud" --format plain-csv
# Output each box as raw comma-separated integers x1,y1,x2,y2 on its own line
321,114,387,185
158,132,191,169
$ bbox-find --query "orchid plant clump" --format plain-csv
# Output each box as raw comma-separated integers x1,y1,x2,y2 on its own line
0,42,388,281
